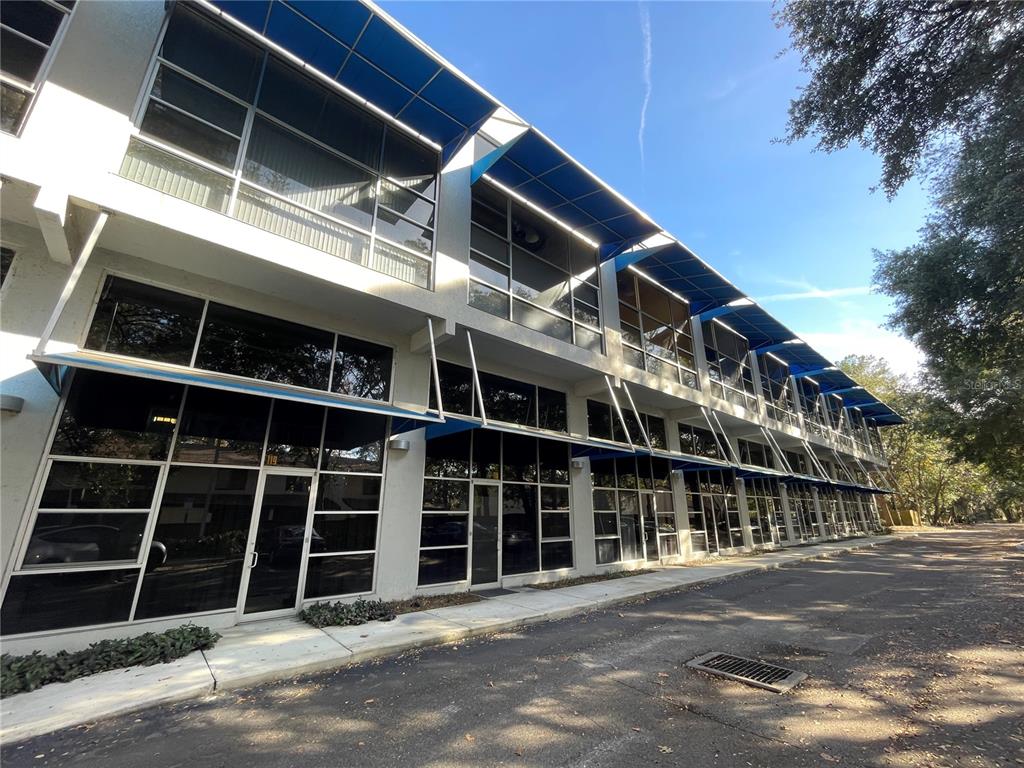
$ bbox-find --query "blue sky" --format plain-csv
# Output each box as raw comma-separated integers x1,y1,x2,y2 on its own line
382,0,928,375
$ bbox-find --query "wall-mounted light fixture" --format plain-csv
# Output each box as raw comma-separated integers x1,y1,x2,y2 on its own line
1,394,24,414
389,437,411,452
571,458,586,470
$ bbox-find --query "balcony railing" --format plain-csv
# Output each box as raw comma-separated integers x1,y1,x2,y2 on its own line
119,137,432,289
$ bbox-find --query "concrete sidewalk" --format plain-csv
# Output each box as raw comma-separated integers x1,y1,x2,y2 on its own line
0,535,902,743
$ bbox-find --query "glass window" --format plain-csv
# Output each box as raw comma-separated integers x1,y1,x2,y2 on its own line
471,182,507,237
418,547,467,585
502,434,537,482
160,7,262,102
195,302,334,390
587,400,613,441
541,541,572,570
590,458,616,488
85,277,204,365
313,514,377,553
419,513,468,547
52,371,182,460
422,479,470,511
480,371,535,426
23,512,148,566
172,387,270,465
0,569,138,635
511,202,569,270
265,401,322,468
472,429,501,480
150,65,246,135
243,118,376,231
429,361,473,416
320,410,386,472
305,553,374,598
38,461,159,510
134,466,259,620
513,299,573,343
537,387,567,433
470,252,510,289
316,475,381,511
539,439,569,484
424,432,470,478
511,248,571,315
502,483,538,575
141,98,241,169
381,129,437,198
469,280,509,319
332,335,392,401
595,538,620,565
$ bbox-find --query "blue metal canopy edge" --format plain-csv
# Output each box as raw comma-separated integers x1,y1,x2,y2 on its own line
205,0,499,154
614,242,745,315
31,351,442,428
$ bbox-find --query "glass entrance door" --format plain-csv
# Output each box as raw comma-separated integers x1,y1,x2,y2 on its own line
240,472,313,617
471,482,500,586
640,493,660,561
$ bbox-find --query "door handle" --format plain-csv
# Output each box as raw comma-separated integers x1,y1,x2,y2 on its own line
250,550,259,569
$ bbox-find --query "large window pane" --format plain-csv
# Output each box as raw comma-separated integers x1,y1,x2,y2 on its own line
469,281,510,319
0,569,139,635
161,7,262,102
595,538,620,565
134,467,259,619
587,400,613,441
541,541,572,570
332,336,393,401
172,388,270,465
471,183,507,237
85,277,204,365
418,547,466,585
140,100,241,168
313,513,377,553
381,130,437,198
501,483,538,575
53,371,182,460
422,479,469,511
305,553,374,598
480,372,535,426
511,248,570,314
320,410,386,472
316,475,381,511
195,302,334,390
472,429,501,480
511,202,568,270
419,514,468,547
38,462,159,510
150,65,246,135
265,401,323,468
0,27,47,83
375,208,433,256
1,1,64,48
539,440,569,484
538,387,568,433
513,299,572,342
430,361,473,416
502,434,537,482
424,432,471,478
23,512,148,566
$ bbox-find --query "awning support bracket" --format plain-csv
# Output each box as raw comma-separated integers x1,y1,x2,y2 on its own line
466,330,488,426
605,375,635,452
621,381,653,453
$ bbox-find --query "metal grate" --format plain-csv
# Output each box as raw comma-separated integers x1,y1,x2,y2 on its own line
687,652,807,693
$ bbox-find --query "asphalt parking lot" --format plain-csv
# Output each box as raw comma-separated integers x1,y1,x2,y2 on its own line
5,525,1022,768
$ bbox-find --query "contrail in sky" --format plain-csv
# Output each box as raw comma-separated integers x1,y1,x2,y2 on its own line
638,3,652,171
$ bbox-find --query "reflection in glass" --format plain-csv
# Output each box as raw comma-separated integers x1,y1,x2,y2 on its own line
53,372,182,460
419,513,468,547
471,483,500,584
305,553,374,598
321,410,386,472
195,303,334,390
316,474,381,511
24,512,148,566
85,276,204,365
541,541,572,570
244,474,311,614
135,466,259,619
313,513,377,552
39,461,159,509
424,432,470,478
265,401,323,468
173,388,270,465
501,483,538,575
332,336,393,401
0,569,139,634
417,547,466,585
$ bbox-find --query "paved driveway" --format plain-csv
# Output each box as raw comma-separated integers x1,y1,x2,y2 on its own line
4,525,1022,768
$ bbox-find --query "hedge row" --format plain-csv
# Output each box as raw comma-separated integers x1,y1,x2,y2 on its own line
1,624,220,697
300,598,396,628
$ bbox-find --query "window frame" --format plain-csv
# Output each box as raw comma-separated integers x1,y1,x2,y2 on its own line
0,0,77,135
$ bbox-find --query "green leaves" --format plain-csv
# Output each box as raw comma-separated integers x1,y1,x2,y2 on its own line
0,624,220,698
300,598,397,628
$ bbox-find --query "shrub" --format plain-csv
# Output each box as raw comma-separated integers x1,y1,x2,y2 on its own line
300,598,396,628
0,624,220,698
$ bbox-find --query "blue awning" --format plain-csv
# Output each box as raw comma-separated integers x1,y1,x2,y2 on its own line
708,303,798,350
205,0,499,154
31,350,442,428
484,129,662,246
613,241,745,314
766,343,834,377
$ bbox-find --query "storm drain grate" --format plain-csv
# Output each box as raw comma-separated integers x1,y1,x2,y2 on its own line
687,652,807,693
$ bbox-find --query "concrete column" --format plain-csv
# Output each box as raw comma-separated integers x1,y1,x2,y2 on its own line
735,477,755,550
748,351,767,418
779,482,797,544
810,486,828,539
670,468,692,559
691,318,713,394
375,428,428,600
567,394,596,575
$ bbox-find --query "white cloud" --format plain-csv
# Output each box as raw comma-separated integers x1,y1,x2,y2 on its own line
637,2,652,171
757,286,872,302
797,318,924,378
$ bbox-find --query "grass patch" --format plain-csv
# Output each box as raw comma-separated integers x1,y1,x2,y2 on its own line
0,624,220,698
301,594,482,628
529,568,657,590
